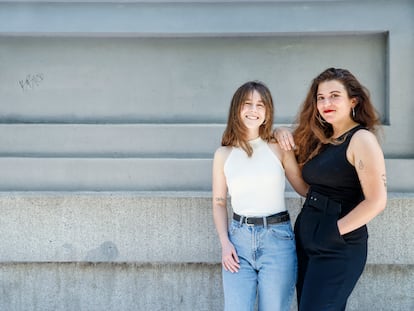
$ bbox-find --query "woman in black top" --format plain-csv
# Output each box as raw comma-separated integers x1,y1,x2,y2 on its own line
275,68,387,310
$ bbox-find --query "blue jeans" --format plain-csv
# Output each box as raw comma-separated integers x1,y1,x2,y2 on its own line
223,219,297,311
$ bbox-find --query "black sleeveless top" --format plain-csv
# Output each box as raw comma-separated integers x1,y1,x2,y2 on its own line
302,125,366,217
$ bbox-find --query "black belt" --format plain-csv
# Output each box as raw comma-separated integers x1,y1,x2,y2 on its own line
305,191,342,215
233,211,290,226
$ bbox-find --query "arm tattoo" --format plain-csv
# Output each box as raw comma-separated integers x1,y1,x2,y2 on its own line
358,160,364,170
215,197,226,202
382,174,387,188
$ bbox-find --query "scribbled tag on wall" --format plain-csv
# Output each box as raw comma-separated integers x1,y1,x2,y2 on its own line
19,74,44,91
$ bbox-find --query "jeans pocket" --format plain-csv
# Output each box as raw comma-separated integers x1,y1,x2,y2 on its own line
229,220,241,236
269,223,295,240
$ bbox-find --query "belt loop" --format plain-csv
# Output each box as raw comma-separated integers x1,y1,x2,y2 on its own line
263,217,267,228
239,215,243,225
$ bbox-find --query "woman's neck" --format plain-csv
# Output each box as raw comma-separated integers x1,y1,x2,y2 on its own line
246,129,260,141
332,121,359,138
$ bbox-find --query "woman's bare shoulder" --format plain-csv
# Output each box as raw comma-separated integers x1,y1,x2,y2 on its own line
351,128,379,147
214,146,233,160
267,141,284,161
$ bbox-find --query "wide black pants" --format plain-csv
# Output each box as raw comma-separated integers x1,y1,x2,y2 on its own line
295,191,368,311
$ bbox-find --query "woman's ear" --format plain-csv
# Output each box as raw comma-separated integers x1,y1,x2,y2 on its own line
351,97,358,108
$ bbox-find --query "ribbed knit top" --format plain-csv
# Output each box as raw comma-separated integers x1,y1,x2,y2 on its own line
224,137,286,217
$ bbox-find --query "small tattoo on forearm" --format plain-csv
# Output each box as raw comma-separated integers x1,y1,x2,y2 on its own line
215,197,226,202
358,160,364,170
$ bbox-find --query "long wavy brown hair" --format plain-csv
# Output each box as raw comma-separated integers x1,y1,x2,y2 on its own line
293,67,381,167
222,81,274,157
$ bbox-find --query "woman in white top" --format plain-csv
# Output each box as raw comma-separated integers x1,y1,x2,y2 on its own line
212,81,308,311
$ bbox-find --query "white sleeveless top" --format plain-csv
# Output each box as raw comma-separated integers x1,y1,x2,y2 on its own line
224,137,286,217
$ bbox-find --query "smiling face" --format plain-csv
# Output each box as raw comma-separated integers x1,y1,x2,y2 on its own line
223,81,274,148
316,80,357,127
239,90,266,137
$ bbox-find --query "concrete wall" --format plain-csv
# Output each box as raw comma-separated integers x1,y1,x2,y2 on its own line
0,192,412,310
0,0,413,310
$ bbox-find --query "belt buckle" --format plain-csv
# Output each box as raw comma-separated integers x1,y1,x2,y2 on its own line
244,217,254,226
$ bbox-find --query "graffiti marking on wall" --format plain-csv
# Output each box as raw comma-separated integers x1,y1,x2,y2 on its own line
19,73,44,91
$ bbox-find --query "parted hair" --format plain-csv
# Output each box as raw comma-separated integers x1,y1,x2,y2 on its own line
221,81,274,157
293,67,381,167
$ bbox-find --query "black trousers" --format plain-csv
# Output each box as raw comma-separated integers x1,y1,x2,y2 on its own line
295,191,368,311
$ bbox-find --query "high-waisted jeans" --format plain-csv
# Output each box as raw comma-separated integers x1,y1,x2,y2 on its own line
295,191,368,311
223,218,297,311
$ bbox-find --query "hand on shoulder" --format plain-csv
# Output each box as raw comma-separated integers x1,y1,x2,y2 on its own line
273,127,295,151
